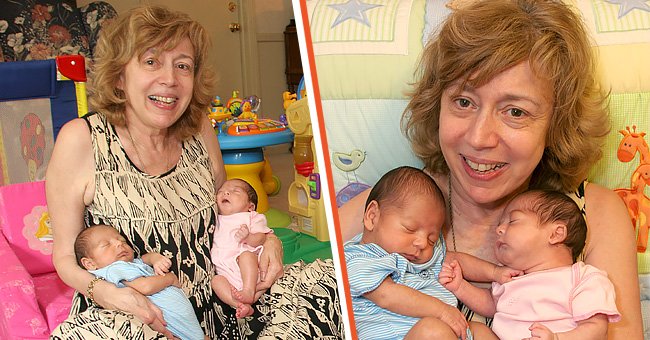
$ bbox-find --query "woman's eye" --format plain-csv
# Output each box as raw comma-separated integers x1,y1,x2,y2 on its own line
507,108,525,118
176,63,194,74
456,98,472,108
144,59,155,66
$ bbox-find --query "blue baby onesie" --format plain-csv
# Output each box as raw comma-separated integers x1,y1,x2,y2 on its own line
345,233,472,340
91,258,204,340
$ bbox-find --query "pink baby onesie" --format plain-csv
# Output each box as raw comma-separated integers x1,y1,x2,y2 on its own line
211,211,272,290
491,261,621,340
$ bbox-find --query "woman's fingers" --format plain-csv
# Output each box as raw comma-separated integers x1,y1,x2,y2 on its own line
135,297,174,337
256,236,284,292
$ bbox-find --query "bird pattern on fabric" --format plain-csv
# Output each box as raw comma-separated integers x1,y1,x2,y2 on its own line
333,149,366,178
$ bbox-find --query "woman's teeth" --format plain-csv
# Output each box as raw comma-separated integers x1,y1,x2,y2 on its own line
149,95,176,104
464,157,505,173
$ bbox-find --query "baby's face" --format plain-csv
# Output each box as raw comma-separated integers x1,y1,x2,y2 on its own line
494,196,551,272
217,179,255,216
367,194,445,264
83,225,134,270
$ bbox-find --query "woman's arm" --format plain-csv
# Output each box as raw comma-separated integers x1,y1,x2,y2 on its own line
583,183,643,340
200,115,226,191
48,119,97,297
338,188,371,241
365,276,469,337
47,119,172,337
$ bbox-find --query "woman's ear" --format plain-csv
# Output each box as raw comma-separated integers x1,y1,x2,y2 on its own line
80,257,98,271
549,223,568,245
117,71,125,91
363,200,380,232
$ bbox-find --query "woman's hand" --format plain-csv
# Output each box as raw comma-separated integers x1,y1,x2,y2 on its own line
256,234,284,292
94,281,175,338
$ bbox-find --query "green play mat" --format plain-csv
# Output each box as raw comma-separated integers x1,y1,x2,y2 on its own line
265,208,332,264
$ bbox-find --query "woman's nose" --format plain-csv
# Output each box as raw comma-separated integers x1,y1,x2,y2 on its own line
467,109,499,149
158,64,176,86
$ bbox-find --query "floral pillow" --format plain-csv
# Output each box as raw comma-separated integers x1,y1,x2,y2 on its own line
0,180,54,276
0,0,89,62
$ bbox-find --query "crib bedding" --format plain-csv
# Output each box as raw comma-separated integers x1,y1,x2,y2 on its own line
308,0,650,335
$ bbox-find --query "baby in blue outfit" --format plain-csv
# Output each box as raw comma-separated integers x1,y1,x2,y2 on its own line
75,224,205,340
345,166,481,340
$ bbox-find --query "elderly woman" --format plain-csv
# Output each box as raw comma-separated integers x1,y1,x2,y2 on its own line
339,0,643,338
47,5,339,339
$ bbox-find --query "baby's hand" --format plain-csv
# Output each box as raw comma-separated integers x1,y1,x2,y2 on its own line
438,259,463,293
439,304,469,339
235,224,250,242
493,265,523,284
525,322,555,340
165,272,181,288
151,254,172,276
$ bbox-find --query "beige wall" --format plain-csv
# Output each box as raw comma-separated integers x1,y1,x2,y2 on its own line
78,0,296,120
255,0,295,120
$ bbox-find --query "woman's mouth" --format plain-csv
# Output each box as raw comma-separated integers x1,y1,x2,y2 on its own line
148,95,177,105
463,156,506,173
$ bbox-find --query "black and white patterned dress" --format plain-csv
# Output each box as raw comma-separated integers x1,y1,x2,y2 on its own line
51,112,343,339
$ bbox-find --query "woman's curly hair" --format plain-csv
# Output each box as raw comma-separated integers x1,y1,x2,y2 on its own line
403,0,609,192
90,5,215,140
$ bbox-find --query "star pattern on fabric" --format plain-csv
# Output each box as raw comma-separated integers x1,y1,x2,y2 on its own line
328,0,383,28
605,0,650,18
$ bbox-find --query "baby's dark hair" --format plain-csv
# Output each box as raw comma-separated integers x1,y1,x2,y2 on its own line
74,224,109,267
516,190,587,262
232,178,258,209
365,166,444,211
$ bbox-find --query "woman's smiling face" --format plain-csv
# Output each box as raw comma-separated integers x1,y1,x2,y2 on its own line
118,37,195,130
438,61,553,204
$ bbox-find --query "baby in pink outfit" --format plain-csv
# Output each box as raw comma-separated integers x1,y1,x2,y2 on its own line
439,190,621,340
211,179,272,318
